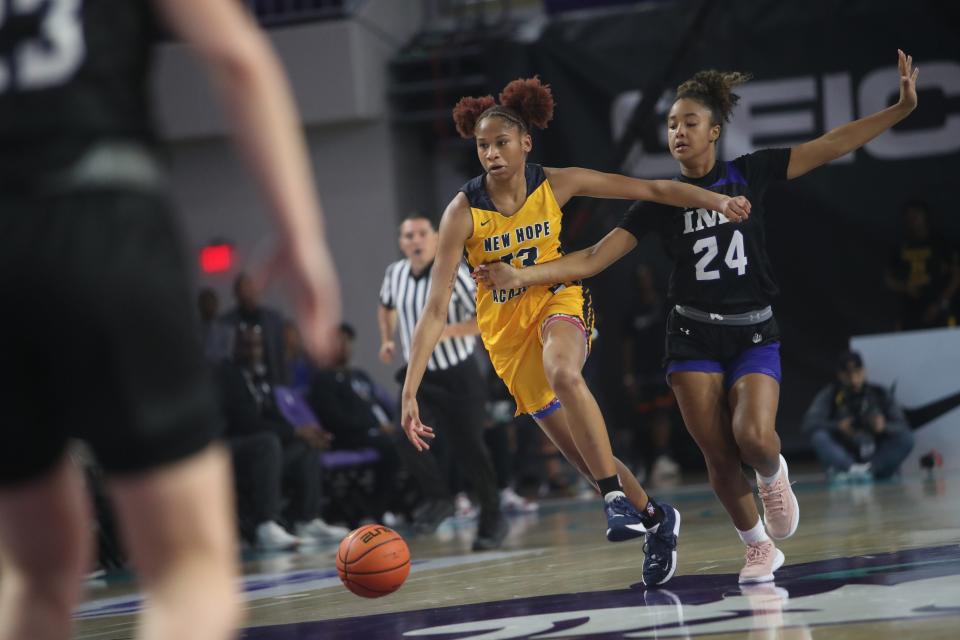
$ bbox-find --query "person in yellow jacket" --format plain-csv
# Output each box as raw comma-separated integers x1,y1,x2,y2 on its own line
399,76,750,586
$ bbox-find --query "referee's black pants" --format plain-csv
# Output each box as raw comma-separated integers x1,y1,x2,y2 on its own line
400,358,502,527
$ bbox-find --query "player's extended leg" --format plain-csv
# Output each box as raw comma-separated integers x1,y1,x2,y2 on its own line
534,407,647,507
671,371,783,584
729,374,799,541
108,444,241,640
671,371,759,530
540,318,615,480
0,455,92,640
540,319,680,585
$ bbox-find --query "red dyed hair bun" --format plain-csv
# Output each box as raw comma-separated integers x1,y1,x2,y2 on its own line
451,77,555,139
499,76,555,131
452,95,496,138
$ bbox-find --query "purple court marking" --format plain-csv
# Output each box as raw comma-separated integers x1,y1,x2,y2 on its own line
76,550,540,620
239,544,960,639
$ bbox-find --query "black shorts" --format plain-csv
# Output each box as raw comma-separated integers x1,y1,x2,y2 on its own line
664,308,781,364
0,188,222,485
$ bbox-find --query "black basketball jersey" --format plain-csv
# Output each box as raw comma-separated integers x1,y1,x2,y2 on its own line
0,0,158,180
619,149,791,314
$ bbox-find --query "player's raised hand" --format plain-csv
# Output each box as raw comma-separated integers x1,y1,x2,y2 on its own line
401,395,435,452
897,49,919,113
473,262,524,290
721,195,751,223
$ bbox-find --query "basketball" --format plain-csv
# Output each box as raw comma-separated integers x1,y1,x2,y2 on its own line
336,524,411,598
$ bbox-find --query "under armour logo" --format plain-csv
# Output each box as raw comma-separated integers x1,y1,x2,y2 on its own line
681,327,692,336
752,333,762,344
709,313,725,321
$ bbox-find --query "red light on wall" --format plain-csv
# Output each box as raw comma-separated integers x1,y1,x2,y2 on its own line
200,244,234,273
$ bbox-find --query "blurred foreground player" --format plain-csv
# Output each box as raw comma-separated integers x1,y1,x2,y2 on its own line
0,1,341,639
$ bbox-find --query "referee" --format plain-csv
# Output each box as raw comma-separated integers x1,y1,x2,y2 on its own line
379,215,507,551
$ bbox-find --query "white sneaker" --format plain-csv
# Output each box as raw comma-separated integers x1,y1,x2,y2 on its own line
848,462,873,481
651,454,681,479
650,454,682,488
295,518,350,542
455,492,479,519
500,487,539,514
255,521,301,551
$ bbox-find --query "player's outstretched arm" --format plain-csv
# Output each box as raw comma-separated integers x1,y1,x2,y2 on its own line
154,0,341,363
475,228,638,291
788,49,918,179
545,167,751,223
400,194,474,451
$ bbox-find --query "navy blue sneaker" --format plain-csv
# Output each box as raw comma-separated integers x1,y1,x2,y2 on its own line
642,502,680,586
604,495,648,542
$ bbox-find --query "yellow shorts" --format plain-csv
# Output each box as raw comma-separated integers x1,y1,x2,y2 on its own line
485,284,594,416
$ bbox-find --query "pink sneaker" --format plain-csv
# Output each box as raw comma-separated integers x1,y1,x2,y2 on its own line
757,455,800,540
738,540,785,584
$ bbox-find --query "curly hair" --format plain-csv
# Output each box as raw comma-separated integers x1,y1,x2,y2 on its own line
452,76,555,139
676,70,752,127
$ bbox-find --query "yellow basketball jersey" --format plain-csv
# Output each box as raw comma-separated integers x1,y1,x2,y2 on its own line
461,164,595,414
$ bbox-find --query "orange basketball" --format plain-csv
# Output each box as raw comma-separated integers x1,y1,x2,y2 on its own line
336,524,411,598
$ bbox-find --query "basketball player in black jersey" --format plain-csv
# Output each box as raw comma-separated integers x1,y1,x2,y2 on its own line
477,50,919,584
0,2,341,639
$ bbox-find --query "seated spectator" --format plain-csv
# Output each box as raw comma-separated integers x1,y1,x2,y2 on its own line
218,272,289,382
197,287,232,363
802,351,914,480
884,201,960,330
218,322,348,549
309,323,403,522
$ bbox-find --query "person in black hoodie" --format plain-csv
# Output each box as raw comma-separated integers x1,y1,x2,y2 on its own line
309,324,404,523
219,323,347,549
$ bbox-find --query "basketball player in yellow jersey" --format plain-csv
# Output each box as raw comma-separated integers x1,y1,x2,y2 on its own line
400,77,750,586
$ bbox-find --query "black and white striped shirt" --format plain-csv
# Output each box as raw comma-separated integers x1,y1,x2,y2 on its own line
379,259,477,371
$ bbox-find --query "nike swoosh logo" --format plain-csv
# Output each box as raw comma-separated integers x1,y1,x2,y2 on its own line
480,219,491,226
902,389,960,430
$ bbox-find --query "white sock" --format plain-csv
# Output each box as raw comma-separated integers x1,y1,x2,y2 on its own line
737,517,770,546
604,490,626,503
757,455,784,486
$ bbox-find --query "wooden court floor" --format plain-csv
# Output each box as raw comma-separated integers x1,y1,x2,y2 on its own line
75,469,960,639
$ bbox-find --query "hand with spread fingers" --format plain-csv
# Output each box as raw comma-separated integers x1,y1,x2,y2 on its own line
401,394,435,452
896,48,919,113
